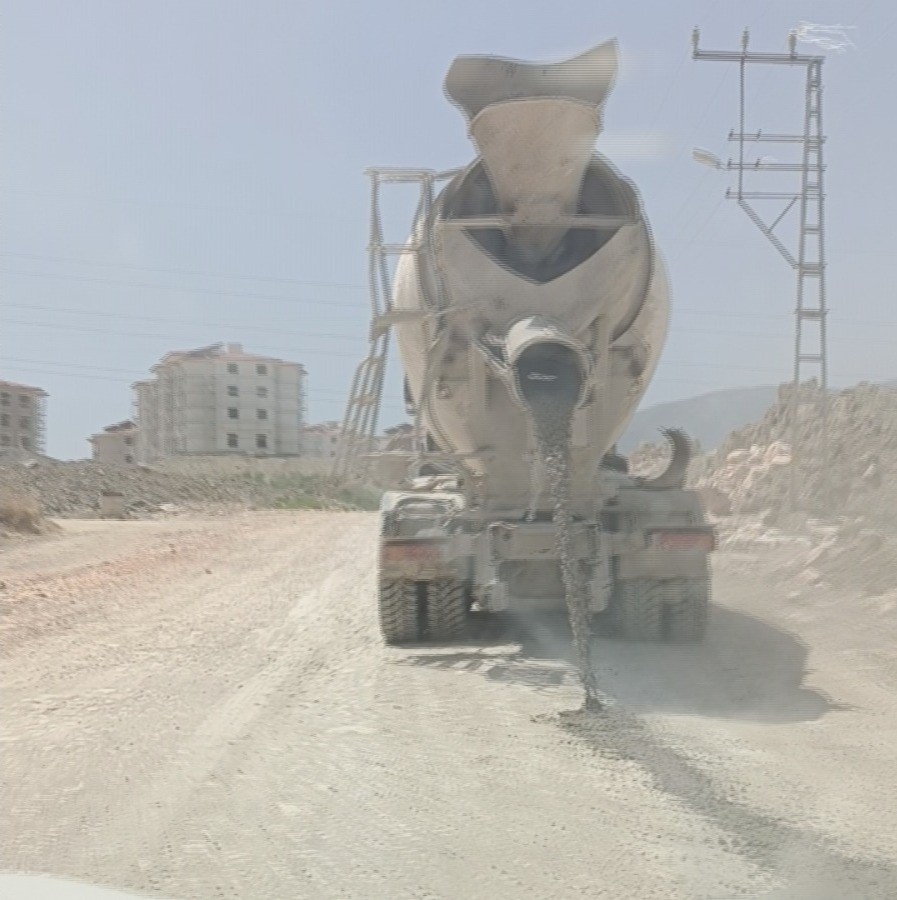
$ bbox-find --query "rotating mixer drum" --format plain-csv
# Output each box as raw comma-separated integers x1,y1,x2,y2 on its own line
390,40,670,508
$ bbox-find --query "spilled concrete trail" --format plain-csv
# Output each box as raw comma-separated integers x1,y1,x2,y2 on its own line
3,512,896,899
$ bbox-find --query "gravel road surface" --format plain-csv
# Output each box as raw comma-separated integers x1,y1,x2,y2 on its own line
3,512,896,899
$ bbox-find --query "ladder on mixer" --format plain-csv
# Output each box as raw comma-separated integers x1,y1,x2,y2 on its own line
332,167,456,479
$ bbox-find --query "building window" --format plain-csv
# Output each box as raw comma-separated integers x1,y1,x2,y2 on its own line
227,433,238,448
256,364,268,376
124,436,134,446
256,434,268,449
227,363,238,374
19,417,30,429
257,386,268,398
0,414,7,427
227,385,238,397
228,407,239,419
0,435,9,447
21,437,32,450
0,393,8,406
257,408,268,420
124,454,133,464
19,395,31,407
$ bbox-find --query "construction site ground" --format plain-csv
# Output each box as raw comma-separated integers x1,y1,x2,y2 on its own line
3,512,897,899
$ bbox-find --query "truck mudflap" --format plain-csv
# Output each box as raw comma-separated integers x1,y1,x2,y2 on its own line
614,526,715,580
616,550,710,580
645,526,716,552
380,538,454,581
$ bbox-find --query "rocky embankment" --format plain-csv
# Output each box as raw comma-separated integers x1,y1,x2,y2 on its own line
630,382,897,598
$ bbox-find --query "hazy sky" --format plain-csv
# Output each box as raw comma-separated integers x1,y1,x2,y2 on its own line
2,0,894,459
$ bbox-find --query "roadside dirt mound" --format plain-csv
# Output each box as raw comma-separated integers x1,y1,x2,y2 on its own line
698,381,897,525
694,381,897,597
627,382,897,597
0,494,46,534
629,382,897,527
0,459,381,519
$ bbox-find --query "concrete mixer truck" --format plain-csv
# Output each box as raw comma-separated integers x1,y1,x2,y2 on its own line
338,40,716,646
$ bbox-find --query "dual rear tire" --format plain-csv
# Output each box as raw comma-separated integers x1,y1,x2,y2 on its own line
379,576,709,645
611,576,709,643
377,579,420,645
378,578,467,645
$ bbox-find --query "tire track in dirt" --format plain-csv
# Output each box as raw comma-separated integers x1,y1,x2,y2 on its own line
2,514,373,890
501,595,897,898
548,702,897,899
5,512,897,899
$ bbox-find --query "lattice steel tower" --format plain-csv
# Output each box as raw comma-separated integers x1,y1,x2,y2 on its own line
692,27,830,512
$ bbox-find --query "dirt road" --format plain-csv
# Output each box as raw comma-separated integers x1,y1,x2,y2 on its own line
3,512,897,899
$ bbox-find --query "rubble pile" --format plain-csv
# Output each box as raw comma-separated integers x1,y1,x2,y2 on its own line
0,458,380,519
696,441,793,516
626,383,897,596
0,493,55,536
697,382,897,525
698,382,897,597
795,519,897,597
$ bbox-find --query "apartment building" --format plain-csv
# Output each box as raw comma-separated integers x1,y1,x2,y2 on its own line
300,421,410,461
89,420,138,465
0,380,47,454
133,343,306,463
300,422,344,460
382,423,415,452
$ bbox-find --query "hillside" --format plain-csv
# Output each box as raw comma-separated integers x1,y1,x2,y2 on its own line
619,385,778,453
620,379,897,453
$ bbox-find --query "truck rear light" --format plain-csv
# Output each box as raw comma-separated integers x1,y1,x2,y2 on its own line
382,541,445,565
649,530,716,552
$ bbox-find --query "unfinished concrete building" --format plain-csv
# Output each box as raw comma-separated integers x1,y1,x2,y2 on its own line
0,380,48,454
132,343,306,463
89,420,138,465
300,422,344,460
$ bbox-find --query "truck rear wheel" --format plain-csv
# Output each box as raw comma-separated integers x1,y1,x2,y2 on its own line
425,578,467,641
378,579,421,645
665,577,710,643
612,579,664,641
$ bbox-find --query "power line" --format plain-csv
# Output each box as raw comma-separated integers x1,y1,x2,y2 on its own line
3,310,894,348
647,0,724,132
0,319,363,357
3,352,886,385
0,250,366,291
5,296,895,331
0,268,366,308
648,49,690,132
1,303,370,341
6,362,886,403
669,196,727,264
861,9,897,52
0,186,329,221
669,28,771,234
0,363,408,412
659,4,780,255
664,239,882,255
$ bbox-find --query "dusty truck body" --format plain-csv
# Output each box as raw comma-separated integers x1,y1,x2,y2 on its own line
340,40,715,643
